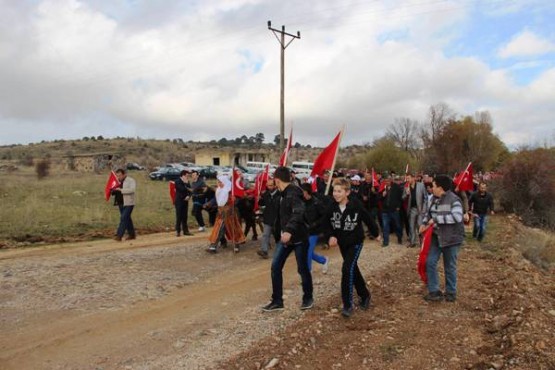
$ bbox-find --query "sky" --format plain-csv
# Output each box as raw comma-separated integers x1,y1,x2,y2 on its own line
0,0,554,148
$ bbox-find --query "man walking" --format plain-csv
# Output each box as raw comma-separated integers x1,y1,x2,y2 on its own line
380,175,403,247
113,168,136,241
469,182,494,242
257,178,280,259
403,173,426,247
175,170,193,237
262,167,313,312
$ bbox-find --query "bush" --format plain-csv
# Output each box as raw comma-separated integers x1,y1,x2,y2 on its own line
497,148,555,230
35,159,51,179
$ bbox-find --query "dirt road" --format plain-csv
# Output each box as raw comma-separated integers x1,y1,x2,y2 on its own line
0,232,407,369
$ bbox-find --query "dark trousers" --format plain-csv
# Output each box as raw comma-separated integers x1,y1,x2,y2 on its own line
206,208,217,226
382,210,402,245
192,204,205,227
175,200,190,234
339,243,369,309
399,208,410,237
117,205,135,238
244,216,258,239
271,241,313,304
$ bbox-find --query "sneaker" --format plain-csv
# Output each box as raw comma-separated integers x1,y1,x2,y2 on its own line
341,307,353,318
382,243,389,248
300,298,314,310
359,296,371,310
262,301,284,312
198,227,205,232
257,250,269,259
252,235,258,241
445,293,457,302
207,245,217,253
183,232,193,236
322,257,330,274
233,245,240,253
423,291,444,302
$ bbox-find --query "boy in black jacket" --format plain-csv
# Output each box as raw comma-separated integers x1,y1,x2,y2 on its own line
325,178,379,318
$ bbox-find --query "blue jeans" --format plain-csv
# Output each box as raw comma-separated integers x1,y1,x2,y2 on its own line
271,241,313,304
307,235,326,271
426,236,461,295
473,214,488,241
382,210,402,246
117,205,135,238
339,243,369,309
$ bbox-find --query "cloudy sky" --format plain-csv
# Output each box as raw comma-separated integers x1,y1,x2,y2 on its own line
0,0,554,147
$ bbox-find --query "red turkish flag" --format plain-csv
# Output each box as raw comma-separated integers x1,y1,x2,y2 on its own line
417,226,434,283
454,162,474,192
278,127,293,166
169,181,176,204
371,168,379,187
310,131,341,178
232,168,245,198
104,171,121,201
253,164,269,211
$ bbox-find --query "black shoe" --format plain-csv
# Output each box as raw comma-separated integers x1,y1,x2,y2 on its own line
341,307,353,318
257,250,269,259
300,298,314,310
359,296,371,310
262,301,284,312
445,293,457,302
397,239,403,245
207,245,217,253
183,232,193,236
252,235,258,241
176,232,181,237
424,291,444,302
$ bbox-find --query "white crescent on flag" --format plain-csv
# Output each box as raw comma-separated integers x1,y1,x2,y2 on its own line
235,176,244,191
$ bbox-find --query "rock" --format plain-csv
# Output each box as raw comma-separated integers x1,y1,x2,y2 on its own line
331,308,339,314
548,310,555,317
469,350,477,355
265,358,279,369
173,340,185,349
450,357,460,362
491,361,504,369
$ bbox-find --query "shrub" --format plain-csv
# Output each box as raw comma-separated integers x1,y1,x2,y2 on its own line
35,159,51,179
497,148,555,230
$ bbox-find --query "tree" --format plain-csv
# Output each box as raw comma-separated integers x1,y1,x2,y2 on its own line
386,117,421,154
273,134,280,146
363,138,411,173
255,133,265,145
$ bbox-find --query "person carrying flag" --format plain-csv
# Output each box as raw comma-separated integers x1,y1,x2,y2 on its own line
112,168,136,241
420,175,465,302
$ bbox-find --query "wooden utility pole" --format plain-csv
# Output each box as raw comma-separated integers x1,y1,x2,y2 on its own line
268,21,300,153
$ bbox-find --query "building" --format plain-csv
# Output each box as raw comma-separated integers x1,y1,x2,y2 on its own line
195,148,274,167
63,153,125,172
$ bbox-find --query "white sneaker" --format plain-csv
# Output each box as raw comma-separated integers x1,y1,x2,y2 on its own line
198,227,205,232
322,257,329,274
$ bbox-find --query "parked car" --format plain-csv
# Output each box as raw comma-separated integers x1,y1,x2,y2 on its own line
126,162,145,170
199,166,218,179
149,167,181,181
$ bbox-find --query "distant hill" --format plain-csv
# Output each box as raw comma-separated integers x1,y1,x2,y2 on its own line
0,137,371,171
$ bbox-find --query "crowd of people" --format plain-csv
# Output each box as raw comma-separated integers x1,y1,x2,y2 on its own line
110,165,495,318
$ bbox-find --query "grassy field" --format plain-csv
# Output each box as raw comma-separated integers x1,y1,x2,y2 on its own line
0,168,200,246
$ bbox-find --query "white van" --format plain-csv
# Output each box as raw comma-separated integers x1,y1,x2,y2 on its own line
246,161,272,172
291,161,314,176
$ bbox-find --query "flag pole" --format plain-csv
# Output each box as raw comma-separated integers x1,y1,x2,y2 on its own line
456,162,472,189
324,125,345,195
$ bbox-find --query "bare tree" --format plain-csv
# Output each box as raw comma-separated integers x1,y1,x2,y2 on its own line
386,117,421,153
422,102,455,145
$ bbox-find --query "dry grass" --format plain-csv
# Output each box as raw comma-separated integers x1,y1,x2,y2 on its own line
0,167,183,246
510,216,555,271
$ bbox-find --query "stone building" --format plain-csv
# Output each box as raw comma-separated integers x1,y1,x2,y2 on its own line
64,153,125,172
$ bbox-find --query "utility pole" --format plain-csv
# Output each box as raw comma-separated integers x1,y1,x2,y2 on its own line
268,20,300,154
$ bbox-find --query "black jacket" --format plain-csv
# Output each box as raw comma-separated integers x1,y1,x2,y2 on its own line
259,189,280,226
276,184,308,244
360,181,379,209
174,178,191,204
324,198,379,247
469,191,494,215
380,183,403,212
303,195,327,235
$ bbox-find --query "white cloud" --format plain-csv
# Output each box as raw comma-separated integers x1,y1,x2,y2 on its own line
498,30,555,58
0,0,553,149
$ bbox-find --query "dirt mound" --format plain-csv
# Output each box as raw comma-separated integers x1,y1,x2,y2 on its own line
218,219,555,370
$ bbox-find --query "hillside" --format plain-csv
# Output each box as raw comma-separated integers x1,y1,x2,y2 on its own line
0,137,371,171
